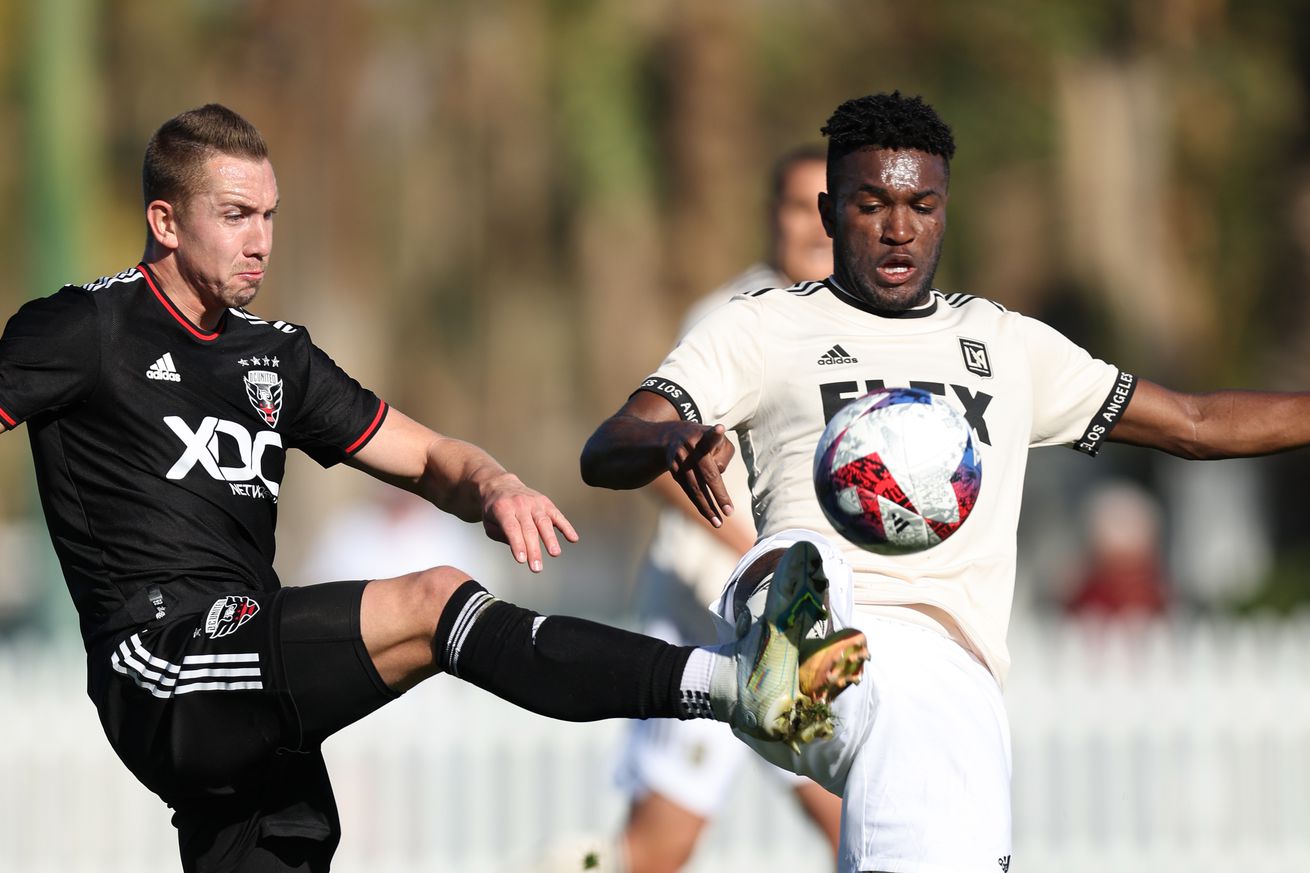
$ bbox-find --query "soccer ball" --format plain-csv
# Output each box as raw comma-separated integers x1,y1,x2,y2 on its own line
813,387,982,554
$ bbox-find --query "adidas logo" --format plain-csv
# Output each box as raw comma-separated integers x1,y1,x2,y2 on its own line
147,353,182,383
817,344,858,365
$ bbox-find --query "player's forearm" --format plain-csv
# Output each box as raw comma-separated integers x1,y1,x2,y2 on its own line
416,436,511,521
580,416,682,490
1190,390,1310,458
1118,389,1310,460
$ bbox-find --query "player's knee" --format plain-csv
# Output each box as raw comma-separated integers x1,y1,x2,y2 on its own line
362,566,478,661
406,565,475,633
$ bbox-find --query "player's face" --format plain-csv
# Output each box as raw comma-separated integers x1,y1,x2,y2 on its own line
173,155,278,310
771,159,832,283
820,147,948,311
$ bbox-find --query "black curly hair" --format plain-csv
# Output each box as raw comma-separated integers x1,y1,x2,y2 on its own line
821,91,955,175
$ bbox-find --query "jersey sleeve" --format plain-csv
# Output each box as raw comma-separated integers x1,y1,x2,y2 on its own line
0,286,100,430
635,295,764,429
285,333,389,467
1020,314,1136,456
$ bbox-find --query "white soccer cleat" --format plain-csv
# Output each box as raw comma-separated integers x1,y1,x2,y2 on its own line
717,540,869,748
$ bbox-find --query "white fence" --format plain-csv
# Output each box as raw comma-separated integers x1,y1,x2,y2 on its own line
2,617,1309,873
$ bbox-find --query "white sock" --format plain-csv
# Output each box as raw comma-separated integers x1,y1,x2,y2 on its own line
677,645,734,720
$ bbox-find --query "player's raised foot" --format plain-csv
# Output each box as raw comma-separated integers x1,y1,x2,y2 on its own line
712,540,845,746
774,629,867,752
713,617,800,741
766,539,831,638
765,542,868,748
799,627,868,704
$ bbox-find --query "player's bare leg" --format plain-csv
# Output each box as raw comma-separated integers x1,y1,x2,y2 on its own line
622,792,707,873
624,781,839,873
792,780,842,854
359,565,472,691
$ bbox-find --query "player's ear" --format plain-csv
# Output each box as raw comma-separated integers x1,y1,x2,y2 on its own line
818,191,835,238
146,199,181,251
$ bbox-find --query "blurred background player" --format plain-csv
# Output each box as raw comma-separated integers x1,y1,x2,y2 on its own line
1062,480,1170,617
615,146,840,872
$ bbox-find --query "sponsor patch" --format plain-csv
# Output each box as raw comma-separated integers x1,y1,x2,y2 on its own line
204,595,261,639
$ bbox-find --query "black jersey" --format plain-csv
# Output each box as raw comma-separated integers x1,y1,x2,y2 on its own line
0,264,387,645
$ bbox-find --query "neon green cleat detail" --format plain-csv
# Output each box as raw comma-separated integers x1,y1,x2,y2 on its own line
721,540,868,748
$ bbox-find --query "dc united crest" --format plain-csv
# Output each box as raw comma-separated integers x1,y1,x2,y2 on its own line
244,370,283,428
205,595,261,639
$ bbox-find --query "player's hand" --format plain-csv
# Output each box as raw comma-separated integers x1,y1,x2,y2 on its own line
664,422,736,526
479,472,580,572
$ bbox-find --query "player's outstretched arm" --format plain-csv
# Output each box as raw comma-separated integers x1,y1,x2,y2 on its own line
348,408,578,571
1112,378,1310,459
581,391,738,527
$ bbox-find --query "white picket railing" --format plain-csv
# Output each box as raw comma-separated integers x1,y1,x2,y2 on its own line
1,616,1309,873
1006,617,1310,873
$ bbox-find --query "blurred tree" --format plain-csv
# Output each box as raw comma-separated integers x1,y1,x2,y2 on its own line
662,0,757,312
549,0,670,418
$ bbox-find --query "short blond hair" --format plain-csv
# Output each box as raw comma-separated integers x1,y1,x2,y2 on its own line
142,104,268,211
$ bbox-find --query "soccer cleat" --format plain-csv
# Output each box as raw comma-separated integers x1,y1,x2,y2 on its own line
717,540,868,748
800,627,869,703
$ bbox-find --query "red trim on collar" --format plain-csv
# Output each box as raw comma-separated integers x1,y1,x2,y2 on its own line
0,405,15,428
138,263,221,342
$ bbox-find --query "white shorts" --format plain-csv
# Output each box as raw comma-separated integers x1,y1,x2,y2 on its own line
614,611,806,818
717,530,1013,873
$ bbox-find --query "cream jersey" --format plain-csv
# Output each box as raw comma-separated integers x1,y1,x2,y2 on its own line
637,278,1136,683
644,264,783,606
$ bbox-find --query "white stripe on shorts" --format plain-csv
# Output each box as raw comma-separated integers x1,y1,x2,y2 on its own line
110,633,263,699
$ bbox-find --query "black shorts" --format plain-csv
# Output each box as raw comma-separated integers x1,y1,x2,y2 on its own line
89,581,399,873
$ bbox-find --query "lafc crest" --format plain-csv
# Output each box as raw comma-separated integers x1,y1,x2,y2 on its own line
244,370,283,428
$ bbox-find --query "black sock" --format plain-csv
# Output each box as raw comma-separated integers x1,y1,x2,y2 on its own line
433,580,694,721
